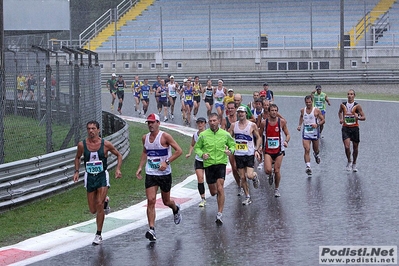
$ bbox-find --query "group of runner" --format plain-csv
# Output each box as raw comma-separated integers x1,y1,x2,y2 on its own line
96,76,366,243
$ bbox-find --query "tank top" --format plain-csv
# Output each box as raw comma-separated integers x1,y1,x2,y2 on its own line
168,82,177,97
313,92,327,111
264,118,283,154
116,80,125,91
215,87,225,105
342,101,359,127
159,86,168,102
302,107,318,136
205,86,213,98
234,121,255,156
193,83,201,96
141,84,150,100
184,86,193,104
83,139,107,175
145,131,172,175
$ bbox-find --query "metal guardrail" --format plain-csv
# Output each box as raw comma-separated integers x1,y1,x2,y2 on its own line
79,0,136,48
0,112,130,212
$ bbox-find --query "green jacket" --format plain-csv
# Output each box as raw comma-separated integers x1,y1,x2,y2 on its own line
194,128,236,168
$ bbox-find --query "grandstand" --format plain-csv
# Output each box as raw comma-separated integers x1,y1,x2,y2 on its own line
84,0,398,52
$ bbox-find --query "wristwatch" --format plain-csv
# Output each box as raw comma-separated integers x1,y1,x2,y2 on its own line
165,159,170,165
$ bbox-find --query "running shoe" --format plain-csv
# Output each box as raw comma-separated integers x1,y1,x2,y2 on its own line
346,162,352,171
252,173,260,189
352,164,358,172
257,162,264,171
198,199,206,207
164,117,168,122
314,152,321,164
267,174,274,186
242,197,252,205
173,204,182,224
92,234,103,245
104,196,110,215
215,212,223,225
117,108,122,115
110,104,114,111
306,166,312,175
274,188,281,197
237,187,244,196
145,229,156,242
139,111,142,115
170,114,174,120
193,115,197,121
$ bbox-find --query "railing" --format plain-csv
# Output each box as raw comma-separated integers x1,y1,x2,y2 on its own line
79,0,136,48
0,112,130,213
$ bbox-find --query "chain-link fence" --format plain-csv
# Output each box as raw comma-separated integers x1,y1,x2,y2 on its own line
1,47,101,163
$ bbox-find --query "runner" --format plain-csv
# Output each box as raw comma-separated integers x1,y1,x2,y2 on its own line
73,120,123,245
136,114,183,242
229,106,262,205
152,76,162,115
221,101,242,196
106,73,117,111
156,79,169,122
214,79,227,120
297,95,325,175
167,75,179,120
194,113,236,225
16,73,26,100
192,76,203,121
224,88,235,114
183,79,194,125
233,93,255,122
185,117,208,207
311,85,331,135
338,89,366,172
259,104,290,197
131,75,143,113
140,78,151,117
248,91,260,111
261,82,274,102
115,75,126,115
203,79,214,117
251,98,264,121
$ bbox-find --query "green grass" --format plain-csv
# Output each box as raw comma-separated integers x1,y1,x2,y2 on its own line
4,115,73,163
0,121,193,247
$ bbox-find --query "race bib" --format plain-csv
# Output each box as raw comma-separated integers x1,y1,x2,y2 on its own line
267,137,279,149
169,90,176,97
19,81,24,87
147,158,161,169
185,95,192,101
315,101,323,108
193,91,200,96
217,97,223,102
142,91,149,98
161,91,167,97
86,161,104,175
206,90,212,97
344,115,356,125
305,124,315,133
235,142,248,151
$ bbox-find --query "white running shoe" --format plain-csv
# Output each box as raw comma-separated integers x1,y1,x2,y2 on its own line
314,152,321,164
164,117,168,122
215,212,223,225
198,199,206,207
92,234,103,245
173,204,182,224
237,187,244,196
306,166,312,175
274,188,281,197
346,162,352,171
257,162,264,171
145,229,156,242
352,164,358,172
242,197,252,205
193,115,197,121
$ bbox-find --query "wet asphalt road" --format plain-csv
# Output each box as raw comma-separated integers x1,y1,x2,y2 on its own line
31,92,399,265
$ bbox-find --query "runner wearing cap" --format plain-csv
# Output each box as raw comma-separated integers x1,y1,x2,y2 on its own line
106,73,117,111
262,83,274,102
229,106,262,205
311,85,331,135
186,117,208,207
136,113,183,241
224,88,235,114
233,93,255,122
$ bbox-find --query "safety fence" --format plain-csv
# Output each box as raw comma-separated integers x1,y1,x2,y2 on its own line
0,112,130,213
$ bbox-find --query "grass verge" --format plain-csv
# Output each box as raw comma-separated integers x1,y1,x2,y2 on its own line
0,121,193,247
